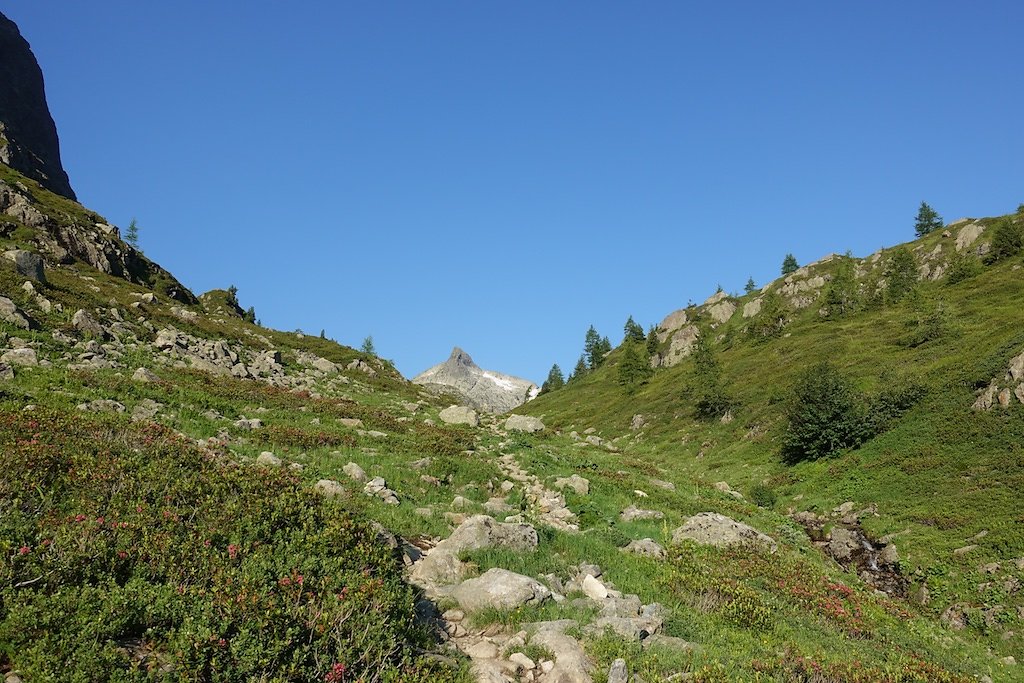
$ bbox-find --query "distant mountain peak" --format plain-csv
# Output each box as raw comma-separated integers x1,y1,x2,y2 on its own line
449,346,476,367
413,347,538,413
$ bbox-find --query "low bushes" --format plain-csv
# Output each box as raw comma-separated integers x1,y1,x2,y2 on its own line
0,408,464,682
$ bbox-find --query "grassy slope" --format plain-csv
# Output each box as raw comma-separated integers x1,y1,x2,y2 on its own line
1,165,1021,680
519,212,1024,671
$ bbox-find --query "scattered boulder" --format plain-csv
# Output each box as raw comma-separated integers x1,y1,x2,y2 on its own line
622,538,666,559
708,299,736,324
342,462,367,482
132,367,159,383
742,298,762,318
76,399,126,413
0,297,30,329
439,405,479,426
828,527,860,562
608,659,628,683
955,222,985,252
642,634,696,652
554,474,590,496
451,568,551,612
131,399,162,422
528,621,595,683
410,515,538,589
364,476,399,505
672,512,777,552
0,363,13,380
346,359,377,376
314,479,346,499
4,250,45,282
505,414,545,433
72,309,105,337
582,574,608,601
256,452,282,467
620,505,664,522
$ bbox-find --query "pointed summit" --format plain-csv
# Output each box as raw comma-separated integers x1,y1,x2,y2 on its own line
449,347,478,368
413,347,538,413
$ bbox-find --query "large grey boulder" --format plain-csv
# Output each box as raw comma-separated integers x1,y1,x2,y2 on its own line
439,405,479,427
410,515,538,590
672,512,777,552
445,515,538,553
132,367,159,383
413,347,538,413
342,462,367,482
528,621,594,683
76,399,125,413
4,250,45,282
1,347,36,366
656,324,699,368
708,299,736,324
554,474,590,496
72,309,105,337
620,505,664,522
313,479,346,499
451,568,551,612
608,659,628,683
956,222,985,252
505,414,545,433
0,296,29,329
622,538,666,559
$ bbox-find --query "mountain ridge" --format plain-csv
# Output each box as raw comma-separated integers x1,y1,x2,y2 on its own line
412,346,539,413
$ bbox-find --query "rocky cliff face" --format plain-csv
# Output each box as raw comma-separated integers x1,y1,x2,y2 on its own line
0,11,76,200
412,347,538,413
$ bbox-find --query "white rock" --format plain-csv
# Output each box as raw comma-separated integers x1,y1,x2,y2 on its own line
439,405,479,426
582,574,608,601
256,452,282,467
342,462,367,482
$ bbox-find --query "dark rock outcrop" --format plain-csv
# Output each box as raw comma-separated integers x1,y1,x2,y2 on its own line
0,180,196,303
0,11,76,200
412,347,538,413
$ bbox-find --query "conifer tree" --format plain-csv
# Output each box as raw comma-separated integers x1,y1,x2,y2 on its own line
125,218,140,250
541,364,565,393
781,253,799,275
623,316,645,344
744,276,756,294
691,330,730,418
583,326,602,369
360,335,376,355
824,256,859,318
617,342,652,392
914,202,943,237
646,325,659,356
568,355,588,383
986,219,1023,263
884,247,918,303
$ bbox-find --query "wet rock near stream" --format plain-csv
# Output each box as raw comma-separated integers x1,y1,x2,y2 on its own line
792,506,908,598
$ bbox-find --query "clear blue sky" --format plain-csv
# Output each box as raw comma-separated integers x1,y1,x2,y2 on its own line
5,2,1022,382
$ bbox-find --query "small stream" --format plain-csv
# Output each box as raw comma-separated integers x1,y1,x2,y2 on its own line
793,512,908,598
